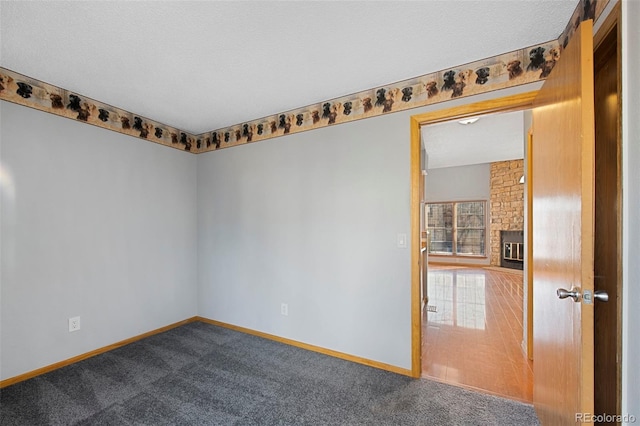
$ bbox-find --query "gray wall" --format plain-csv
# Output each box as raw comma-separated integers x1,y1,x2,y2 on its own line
197,85,540,370
423,163,491,266
424,163,490,202
0,102,198,380
197,111,412,368
621,0,639,418
1,81,540,378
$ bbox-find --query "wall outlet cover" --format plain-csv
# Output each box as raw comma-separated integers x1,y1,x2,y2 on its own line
68,316,81,332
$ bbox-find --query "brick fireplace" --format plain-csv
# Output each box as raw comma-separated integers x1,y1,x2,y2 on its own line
500,230,524,270
490,159,524,266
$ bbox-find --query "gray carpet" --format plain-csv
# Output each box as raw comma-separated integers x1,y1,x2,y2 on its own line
0,322,540,425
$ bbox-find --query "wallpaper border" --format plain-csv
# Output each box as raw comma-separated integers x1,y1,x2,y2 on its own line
197,0,609,154
0,68,199,153
0,0,608,155
196,39,560,154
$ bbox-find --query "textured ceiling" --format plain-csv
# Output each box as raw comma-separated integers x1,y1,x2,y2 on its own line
1,1,578,135
422,110,526,170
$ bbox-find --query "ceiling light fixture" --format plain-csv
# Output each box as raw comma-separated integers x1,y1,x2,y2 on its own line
458,117,480,125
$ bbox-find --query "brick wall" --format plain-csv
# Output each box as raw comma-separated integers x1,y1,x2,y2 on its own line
490,160,524,266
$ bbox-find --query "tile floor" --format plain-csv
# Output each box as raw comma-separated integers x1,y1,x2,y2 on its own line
421,264,534,403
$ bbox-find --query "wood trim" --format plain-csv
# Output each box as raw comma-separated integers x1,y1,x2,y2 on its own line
613,3,623,417
0,317,199,389
593,4,623,418
412,91,538,127
526,129,534,361
410,91,537,381
410,115,422,378
1,314,414,390
594,2,621,50
196,317,413,377
578,19,596,417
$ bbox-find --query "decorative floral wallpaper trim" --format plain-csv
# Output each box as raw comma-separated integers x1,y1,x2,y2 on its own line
0,67,198,153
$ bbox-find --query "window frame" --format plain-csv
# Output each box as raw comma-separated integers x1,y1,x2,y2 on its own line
425,200,488,258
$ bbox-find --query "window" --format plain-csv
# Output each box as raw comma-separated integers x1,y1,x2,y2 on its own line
426,201,486,256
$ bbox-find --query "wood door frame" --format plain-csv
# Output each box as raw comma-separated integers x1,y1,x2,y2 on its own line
593,1,623,417
526,128,534,361
409,91,538,377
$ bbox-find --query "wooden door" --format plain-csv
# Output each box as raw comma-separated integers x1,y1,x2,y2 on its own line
532,20,595,424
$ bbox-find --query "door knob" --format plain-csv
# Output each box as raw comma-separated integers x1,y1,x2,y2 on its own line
557,287,580,302
582,289,610,304
594,290,609,302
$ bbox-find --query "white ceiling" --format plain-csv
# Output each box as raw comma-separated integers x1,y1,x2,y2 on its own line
422,110,526,170
1,1,578,135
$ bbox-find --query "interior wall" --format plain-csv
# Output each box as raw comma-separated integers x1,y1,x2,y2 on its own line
621,0,639,418
424,163,491,266
0,80,541,379
197,84,542,370
197,110,412,368
0,102,198,380
424,163,490,202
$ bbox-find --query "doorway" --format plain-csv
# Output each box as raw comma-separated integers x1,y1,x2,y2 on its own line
419,109,533,401
410,13,623,419
409,91,537,381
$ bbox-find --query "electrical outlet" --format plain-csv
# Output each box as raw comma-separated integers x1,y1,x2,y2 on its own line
281,303,288,316
68,316,80,332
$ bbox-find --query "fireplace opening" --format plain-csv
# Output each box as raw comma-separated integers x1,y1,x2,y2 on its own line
500,230,524,270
